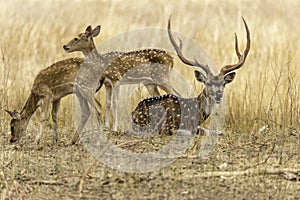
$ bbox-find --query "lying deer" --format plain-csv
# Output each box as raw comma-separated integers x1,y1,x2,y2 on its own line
5,58,102,144
63,25,180,131
132,17,250,134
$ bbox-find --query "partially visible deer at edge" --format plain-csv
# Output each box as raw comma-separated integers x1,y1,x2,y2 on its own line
5,58,102,144
63,25,180,131
132,17,250,134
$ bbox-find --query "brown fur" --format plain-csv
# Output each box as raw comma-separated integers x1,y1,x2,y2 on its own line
5,58,102,144
63,25,180,131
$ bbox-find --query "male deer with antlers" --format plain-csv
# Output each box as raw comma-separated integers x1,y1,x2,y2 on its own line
132,17,250,134
5,58,102,144
63,25,180,131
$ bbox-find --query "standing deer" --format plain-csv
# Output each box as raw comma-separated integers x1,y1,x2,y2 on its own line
63,25,180,131
132,17,250,134
5,58,102,144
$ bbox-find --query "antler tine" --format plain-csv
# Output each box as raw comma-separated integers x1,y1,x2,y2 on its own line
220,17,251,75
178,37,211,74
234,33,241,59
168,15,211,74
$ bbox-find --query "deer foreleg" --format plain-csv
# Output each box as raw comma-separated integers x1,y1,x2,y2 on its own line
72,92,90,144
197,126,223,136
35,97,51,145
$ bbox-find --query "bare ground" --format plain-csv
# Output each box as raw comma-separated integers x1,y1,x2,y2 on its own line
1,127,300,199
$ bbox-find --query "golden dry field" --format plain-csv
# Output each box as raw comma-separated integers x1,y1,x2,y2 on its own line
0,0,300,199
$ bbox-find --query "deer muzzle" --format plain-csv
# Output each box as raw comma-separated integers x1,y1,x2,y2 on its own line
63,45,71,52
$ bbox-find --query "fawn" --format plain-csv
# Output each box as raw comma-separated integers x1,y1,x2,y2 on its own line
63,25,180,131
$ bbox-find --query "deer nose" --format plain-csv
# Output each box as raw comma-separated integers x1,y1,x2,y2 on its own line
215,94,223,104
63,45,69,51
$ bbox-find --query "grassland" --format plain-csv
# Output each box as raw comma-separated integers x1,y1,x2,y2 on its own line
0,0,300,199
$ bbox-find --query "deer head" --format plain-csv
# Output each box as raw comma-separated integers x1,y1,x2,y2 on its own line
63,25,101,57
168,16,250,104
4,109,25,143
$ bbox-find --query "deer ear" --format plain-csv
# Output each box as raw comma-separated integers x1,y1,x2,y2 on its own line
92,25,101,37
194,70,207,83
85,25,93,37
4,109,21,120
224,72,236,84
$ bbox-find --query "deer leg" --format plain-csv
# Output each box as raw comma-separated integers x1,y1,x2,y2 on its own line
35,96,51,145
72,92,90,144
104,83,112,130
158,84,181,96
51,100,60,142
84,94,102,130
197,127,223,136
94,97,103,126
111,84,120,131
144,83,160,96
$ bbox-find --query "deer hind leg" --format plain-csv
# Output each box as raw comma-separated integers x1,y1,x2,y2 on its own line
158,84,181,97
94,97,103,126
111,84,120,131
51,100,60,142
104,83,112,130
144,83,160,96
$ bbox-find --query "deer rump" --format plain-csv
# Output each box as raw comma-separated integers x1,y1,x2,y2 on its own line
132,94,208,135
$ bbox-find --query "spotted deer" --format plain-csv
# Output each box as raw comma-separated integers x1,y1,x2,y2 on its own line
5,58,102,144
132,17,250,134
63,25,180,131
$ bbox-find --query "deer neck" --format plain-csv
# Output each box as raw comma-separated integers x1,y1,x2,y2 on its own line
82,40,101,61
20,93,41,130
197,89,215,118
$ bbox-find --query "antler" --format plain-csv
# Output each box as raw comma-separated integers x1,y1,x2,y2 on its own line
168,15,211,75
220,17,251,75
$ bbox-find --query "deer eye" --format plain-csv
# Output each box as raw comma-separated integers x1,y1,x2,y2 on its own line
74,38,78,42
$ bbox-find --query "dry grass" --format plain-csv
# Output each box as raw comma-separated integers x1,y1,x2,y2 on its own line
1,0,300,199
